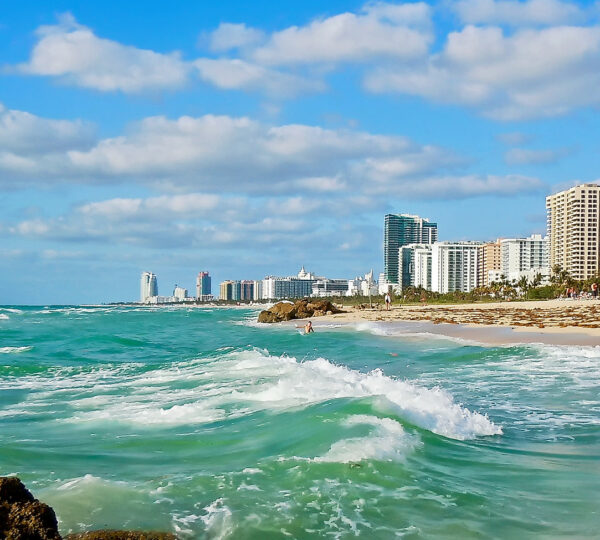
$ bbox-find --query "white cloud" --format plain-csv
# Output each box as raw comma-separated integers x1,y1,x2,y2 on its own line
209,23,265,52
365,24,600,120
505,147,570,165
251,2,432,65
453,0,585,26
1,108,544,202
193,58,324,96
0,102,94,154
17,13,189,93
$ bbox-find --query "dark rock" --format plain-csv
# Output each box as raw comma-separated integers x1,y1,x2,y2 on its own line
65,531,176,540
0,477,177,540
0,476,61,540
257,299,343,323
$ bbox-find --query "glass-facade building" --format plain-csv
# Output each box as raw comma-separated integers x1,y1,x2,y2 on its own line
384,214,437,285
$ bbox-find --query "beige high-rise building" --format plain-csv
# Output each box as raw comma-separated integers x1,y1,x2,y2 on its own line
477,240,502,287
546,184,600,280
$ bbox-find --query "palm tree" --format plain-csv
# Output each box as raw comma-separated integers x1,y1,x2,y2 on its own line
517,275,529,298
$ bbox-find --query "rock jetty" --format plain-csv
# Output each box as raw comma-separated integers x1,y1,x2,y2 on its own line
0,476,176,540
257,298,343,323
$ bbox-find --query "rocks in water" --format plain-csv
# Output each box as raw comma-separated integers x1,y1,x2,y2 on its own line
257,299,342,323
0,476,61,540
0,477,177,540
65,532,176,540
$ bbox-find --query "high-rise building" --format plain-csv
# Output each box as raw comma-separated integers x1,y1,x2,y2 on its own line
546,184,600,280
196,272,211,300
173,285,188,301
431,242,482,293
384,214,437,285
500,235,549,278
140,271,158,303
252,280,263,301
399,244,432,290
478,240,502,287
240,280,254,301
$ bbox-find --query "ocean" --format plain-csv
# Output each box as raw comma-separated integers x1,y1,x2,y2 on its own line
0,305,598,538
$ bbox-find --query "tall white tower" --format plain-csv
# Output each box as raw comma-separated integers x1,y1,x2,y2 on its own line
140,272,158,303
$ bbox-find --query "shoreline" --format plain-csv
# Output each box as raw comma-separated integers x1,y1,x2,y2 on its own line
313,298,600,346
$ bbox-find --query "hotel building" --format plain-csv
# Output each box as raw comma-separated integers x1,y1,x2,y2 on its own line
384,214,437,285
398,244,433,291
477,240,502,287
431,242,482,293
500,234,549,282
546,184,600,280
140,271,158,303
196,271,212,300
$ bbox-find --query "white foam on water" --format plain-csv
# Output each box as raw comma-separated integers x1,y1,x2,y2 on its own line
199,498,234,540
0,314,9,320
314,415,419,463
0,346,32,353
13,348,501,440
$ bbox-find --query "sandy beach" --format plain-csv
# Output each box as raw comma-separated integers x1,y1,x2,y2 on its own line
317,298,600,346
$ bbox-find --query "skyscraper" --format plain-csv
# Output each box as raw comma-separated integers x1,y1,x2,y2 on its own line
546,184,600,280
196,271,212,300
140,271,158,303
384,214,437,285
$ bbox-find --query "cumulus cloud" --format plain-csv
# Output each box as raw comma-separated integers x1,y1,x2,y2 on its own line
251,2,432,65
0,102,94,154
14,13,319,97
453,0,586,26
1,108,544,202
17,13,189,92
365,24,600,120
209,23,265,52
193,58,324,96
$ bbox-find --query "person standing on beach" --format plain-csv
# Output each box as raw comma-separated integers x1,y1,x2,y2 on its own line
592,283,598,298
384,292,391,311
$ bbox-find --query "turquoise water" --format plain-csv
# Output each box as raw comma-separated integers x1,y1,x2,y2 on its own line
0,306,599,539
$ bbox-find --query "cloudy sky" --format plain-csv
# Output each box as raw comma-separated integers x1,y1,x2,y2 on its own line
2,0,599,304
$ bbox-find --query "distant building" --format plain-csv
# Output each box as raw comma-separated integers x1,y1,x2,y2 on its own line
399,244,432,291
196,272,211,300
262,268,316,300
219,280,234,301
240,280,254,301
384,214,437,285
432,242,482,293
140,271,158,303
500,234,549,282
252,280,263,301
312,278,349,297
173,285,188,301
546,183,600,280
478,240,502,287
348,270,377,297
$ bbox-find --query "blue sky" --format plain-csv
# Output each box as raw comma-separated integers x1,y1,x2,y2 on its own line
1,0,600,304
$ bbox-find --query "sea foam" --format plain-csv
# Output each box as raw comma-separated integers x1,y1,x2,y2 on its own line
38,348,503,440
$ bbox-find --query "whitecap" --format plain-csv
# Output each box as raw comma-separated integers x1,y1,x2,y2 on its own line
0,346,32,354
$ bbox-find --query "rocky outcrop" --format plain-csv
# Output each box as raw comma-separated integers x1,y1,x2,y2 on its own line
0,477,177,540
0,476,61,540
257,299,342,323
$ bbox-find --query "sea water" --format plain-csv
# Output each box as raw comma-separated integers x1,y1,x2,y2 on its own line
0,305,598,538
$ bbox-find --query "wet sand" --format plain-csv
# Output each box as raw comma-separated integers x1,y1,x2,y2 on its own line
316,299,600,346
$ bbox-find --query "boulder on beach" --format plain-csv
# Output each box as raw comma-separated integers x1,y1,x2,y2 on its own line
0,477,177,540
257,298,342,323
0,476,61,540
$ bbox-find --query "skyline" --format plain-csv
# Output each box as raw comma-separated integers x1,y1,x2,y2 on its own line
2,0,600,304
